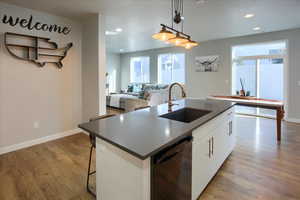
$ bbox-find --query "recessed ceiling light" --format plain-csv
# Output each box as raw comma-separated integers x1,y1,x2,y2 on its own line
244,14,255,18
115,28,123,32
253,27,261,31
120,49,124,52
105,31,118,36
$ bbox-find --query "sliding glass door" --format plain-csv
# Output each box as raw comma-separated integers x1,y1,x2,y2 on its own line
232,41,286,118
233,59,257,97
233,57,284,101
258,58,284,100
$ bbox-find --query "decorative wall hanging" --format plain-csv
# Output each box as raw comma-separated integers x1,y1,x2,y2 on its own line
195,55,220,72
4,32,73,69
1,14,71,35
152,0,199,49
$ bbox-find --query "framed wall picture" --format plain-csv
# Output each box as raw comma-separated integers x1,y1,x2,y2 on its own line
195,55,220,72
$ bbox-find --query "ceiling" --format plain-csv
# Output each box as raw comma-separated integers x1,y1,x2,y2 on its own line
2,0,300,53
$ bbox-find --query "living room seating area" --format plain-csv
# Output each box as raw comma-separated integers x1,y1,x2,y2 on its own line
106,83,186,112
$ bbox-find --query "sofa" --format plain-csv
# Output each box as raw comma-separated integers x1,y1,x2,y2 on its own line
106,83,185,112
106,83,169,112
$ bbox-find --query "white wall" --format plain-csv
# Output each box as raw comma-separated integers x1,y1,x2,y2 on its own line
106,53,121,92
120,28,300,120
82,16,99,122
0,3,82,150
81,14,106,122
98,14,107,116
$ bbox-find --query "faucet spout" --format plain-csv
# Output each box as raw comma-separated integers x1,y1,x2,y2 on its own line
168,82,186,111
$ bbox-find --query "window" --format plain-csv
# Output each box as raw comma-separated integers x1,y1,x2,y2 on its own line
158,53,185,84
130,57,150,83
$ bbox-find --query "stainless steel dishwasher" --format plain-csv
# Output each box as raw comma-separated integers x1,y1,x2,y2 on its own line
151,136,193,200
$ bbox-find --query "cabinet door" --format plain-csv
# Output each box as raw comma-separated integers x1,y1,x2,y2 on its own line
192,108,236,200
226,109,236,153
212,115,235,173
229,116,236,152
192,133,214,200
211,122,229,174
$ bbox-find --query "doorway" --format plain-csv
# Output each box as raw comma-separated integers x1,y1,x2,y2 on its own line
232,41,287,118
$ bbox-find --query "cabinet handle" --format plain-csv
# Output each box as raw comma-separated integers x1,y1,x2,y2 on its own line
231,121,233,135
229,121,232,136
211,137,214,156
208,138,211,158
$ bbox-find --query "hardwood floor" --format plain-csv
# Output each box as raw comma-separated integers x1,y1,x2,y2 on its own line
106,106,125,115
199,116,300,200
0,115,299,200
0,134,95,200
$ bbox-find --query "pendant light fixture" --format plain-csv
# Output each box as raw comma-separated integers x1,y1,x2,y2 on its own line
168,32,189,46
152,25,176,41
152,0,199,49
179,37,199,49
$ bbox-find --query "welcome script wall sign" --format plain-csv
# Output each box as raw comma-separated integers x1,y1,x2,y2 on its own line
1,14,71,35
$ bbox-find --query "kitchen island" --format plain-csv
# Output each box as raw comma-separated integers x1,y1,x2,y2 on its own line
79,99,236,200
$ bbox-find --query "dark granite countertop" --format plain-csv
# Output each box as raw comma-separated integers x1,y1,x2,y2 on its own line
79,99,235,160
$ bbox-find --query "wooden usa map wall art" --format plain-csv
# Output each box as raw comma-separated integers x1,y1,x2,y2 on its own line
4,32,73,69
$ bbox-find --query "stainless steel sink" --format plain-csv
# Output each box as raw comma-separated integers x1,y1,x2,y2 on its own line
159,107,212,123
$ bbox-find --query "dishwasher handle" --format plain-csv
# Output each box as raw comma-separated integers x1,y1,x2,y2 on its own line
154,136,193,164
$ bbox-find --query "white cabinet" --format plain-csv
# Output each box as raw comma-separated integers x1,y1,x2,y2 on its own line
192,133,215,199
192,108,235,200
96,139,151,200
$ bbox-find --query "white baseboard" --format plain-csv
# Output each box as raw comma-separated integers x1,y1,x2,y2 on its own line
285,118,300,124
0,128,83,156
